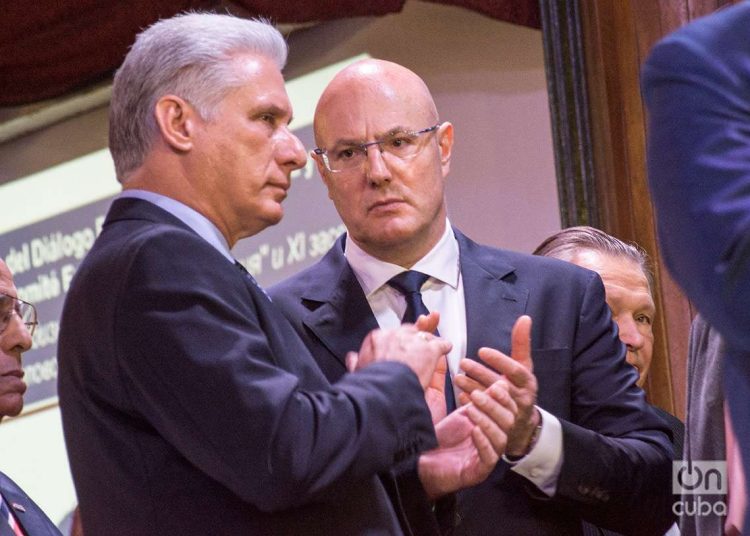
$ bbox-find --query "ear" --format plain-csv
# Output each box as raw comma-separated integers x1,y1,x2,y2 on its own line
311,150,335,200
437,122,454,177
154,95,196,153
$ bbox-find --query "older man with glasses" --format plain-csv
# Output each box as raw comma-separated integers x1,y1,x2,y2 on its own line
0,258,61,536
270,58,675,535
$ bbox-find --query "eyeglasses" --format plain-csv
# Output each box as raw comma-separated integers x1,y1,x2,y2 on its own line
313,124,440,173
0,293,38,337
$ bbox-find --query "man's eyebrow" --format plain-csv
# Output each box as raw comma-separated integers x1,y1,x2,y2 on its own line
384,126,411,136
258,104,291,119
331,137,366,148
330,126,411,147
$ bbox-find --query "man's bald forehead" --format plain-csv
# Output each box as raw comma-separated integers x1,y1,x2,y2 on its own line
315,59,438,128
335,59,421,83
321,59,433,101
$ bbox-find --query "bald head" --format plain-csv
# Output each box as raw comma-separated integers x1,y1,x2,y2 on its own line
310,59,454,267
314,59,438,146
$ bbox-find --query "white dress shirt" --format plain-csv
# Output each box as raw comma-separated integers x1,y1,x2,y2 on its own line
345,219,563,496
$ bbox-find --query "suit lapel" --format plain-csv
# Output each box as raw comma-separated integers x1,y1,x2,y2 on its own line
454,229,529,361
301,237,378,368
298,231,530,369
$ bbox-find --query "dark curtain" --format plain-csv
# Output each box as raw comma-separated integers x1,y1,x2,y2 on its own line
0,0,539,106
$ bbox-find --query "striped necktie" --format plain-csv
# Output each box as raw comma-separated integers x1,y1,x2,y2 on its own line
387,270,457,413
0,496,24,536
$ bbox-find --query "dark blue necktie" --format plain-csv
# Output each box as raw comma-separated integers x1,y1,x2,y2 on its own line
387,270,456,413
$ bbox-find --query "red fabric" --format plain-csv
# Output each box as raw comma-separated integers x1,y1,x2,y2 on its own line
231,0,405,23
0,0,212,105
426,0,540,28
0,0,538,106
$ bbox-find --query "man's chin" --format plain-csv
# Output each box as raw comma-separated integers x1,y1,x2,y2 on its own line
268,203,285,223
0,393,24,419
254,208,284,232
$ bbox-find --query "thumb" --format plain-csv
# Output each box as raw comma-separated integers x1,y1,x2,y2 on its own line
511,315,533,372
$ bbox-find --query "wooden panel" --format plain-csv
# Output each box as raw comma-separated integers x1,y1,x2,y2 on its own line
578,0,677,415
540,0,598,227
571,0,741,420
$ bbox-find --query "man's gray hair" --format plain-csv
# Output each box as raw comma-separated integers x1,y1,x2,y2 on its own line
109,12,287,182
533,225,653,290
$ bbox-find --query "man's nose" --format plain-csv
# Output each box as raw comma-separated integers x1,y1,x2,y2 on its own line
617,317,644,350
277,128,307,171
365,143,392,185
3,313,33,355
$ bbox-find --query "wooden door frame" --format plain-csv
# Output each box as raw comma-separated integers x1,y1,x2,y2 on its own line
537,0,742,419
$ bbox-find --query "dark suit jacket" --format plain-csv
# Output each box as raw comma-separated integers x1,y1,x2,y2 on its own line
653,406,684,463
0,472,61,536
270,230,674,535
643,5,750,534
57,198,438,535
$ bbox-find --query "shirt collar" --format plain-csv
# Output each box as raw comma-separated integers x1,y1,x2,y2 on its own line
344,218,460,297
117,190,234,263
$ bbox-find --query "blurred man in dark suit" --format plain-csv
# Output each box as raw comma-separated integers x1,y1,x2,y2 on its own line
270,58,674,535
0,259,61,536
643,3,750,533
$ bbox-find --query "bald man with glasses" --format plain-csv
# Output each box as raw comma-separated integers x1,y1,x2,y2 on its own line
0,258,61,536
271,58,675,535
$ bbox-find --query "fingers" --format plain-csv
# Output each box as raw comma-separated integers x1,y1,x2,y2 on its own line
429,355,448,391
457,357,502,390
425,389,447,425
361,325,452,387
405,325,453,355
415,311,440,333
476,347,532,390
426,333,453,357
470,424,500,466
345,351,359,372
353,331,378,369
459,315,533,391
424,355,449,424
482,380,519,425
464,381,516,456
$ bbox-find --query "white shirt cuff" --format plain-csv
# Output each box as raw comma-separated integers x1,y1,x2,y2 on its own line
504,406,563,496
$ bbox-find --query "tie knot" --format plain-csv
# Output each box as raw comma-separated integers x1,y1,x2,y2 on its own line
387,270,431,296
